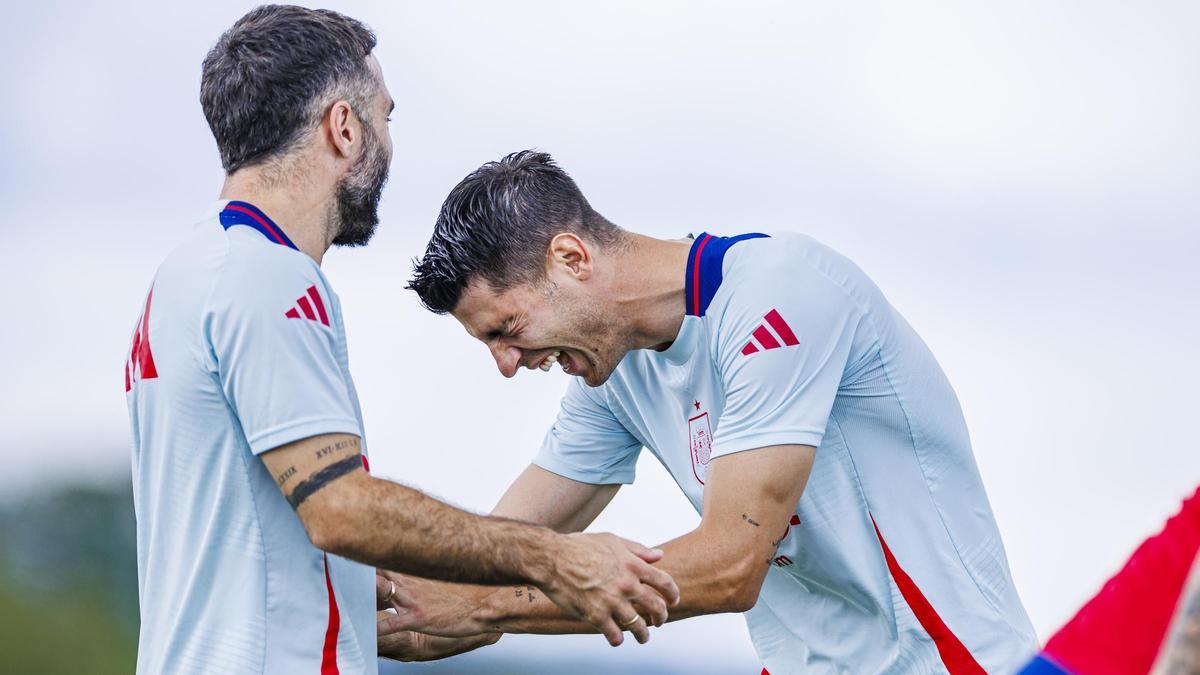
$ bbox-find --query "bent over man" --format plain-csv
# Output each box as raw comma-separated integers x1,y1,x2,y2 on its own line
124,11,676,674
390,150,1039,673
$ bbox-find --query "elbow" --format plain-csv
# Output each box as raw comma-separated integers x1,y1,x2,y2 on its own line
305,515,348,554
718,559,767,613
725,584,762,614
298,478,364,555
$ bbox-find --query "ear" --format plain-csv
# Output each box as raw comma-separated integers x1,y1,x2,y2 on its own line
547,233,592,282
324,100,360,160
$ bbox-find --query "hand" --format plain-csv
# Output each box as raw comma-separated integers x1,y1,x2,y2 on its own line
542,532,680,646
376,570,490,637
377,611,500,662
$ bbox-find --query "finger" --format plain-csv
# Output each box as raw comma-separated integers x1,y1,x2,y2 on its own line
619,536,664,564
376,574,394,609
626,614,650,644
593,613,623,647
633,587,668,627
632,559,680,607
377,611,411,636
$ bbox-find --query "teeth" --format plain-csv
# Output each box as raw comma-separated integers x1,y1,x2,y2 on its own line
539,351,560,372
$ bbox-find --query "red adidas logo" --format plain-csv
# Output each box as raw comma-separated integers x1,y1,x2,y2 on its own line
740,308,800,356
285,285,330,327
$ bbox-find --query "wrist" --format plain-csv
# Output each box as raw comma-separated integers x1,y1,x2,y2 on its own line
474,588,508,630
515,526,562,588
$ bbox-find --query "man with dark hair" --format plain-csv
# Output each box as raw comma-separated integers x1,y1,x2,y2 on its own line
125,10,676,674
391,150,1038,673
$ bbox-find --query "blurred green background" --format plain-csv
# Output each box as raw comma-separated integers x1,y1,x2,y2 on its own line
0,482,737,674
0,481,139,673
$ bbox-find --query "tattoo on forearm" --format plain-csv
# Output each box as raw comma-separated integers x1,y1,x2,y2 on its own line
742,514,760,527
287,455,361,509
315,438,359,460
276,466,297,486
514,585,538,603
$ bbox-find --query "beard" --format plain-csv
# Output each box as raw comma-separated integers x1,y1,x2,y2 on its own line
544,282,629,386
331,121,390,247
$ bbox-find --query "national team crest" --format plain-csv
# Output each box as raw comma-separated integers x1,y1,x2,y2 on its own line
688,411,713,484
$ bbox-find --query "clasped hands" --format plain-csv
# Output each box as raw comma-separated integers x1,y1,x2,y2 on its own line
375,532,679,661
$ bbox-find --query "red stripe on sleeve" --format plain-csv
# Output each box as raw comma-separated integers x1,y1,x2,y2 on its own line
297,296,317,321
871,515,985,675
753,325,781,350
764,309,800,346
741,342,760,356
307,286,331,326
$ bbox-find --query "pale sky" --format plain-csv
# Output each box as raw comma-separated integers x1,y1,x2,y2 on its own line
2,1,1198,670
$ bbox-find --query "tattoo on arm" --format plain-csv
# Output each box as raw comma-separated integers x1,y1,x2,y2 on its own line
276,466,297,486
742,514,760,527
287,455,361,509
513,585,539,603
315,438,359,460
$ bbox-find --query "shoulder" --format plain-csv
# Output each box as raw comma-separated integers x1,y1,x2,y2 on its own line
705,233,871,360
710,234,864,321
211,229,331,313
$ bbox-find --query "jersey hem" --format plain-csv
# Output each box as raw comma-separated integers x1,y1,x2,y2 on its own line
248,417,362,456
531,455,636,486
711,429,824,460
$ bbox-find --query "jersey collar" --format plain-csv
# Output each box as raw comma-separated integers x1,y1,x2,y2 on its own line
684,232,769,317
219,200,299,250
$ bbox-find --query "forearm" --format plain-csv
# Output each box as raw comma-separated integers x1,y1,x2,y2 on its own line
310,473,558,586
478,526,765,634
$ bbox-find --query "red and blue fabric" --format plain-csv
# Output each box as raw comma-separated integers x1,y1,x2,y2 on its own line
685,232,769,317
1018,485,1200,675
220,200,299,250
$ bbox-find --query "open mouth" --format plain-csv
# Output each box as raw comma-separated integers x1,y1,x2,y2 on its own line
536,349,581,376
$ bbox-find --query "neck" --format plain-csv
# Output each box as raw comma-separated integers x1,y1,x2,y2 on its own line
607,233,694,350
219,164,336,265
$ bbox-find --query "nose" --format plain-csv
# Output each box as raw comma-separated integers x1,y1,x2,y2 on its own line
489,342,522,378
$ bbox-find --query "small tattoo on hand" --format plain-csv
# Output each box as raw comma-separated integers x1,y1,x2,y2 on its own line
742,514,760,527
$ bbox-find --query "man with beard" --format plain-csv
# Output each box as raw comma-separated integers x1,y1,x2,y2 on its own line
123,8,677,674
388,150,1038,673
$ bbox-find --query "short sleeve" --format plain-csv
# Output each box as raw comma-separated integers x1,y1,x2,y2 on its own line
710,257,866,460
206,252,361,455
533,378,643,485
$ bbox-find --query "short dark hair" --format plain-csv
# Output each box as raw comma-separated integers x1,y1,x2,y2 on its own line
407,151,624,314
200,5,377,173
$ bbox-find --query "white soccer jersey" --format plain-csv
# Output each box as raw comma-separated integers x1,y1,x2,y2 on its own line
535,232,1038,674
125,201,376,674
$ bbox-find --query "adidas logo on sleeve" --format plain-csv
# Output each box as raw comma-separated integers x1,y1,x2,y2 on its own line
285,285,331,327
740,308,800,356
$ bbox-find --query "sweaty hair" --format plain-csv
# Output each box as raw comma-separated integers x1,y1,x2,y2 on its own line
407,150,624,314
200,5,377,173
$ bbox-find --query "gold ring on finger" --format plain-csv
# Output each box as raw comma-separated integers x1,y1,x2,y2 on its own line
619,615,640,628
